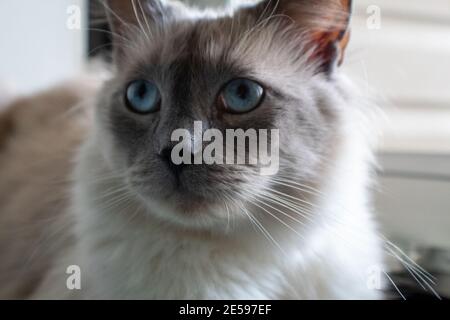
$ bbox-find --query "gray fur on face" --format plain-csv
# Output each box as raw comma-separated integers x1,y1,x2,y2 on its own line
97,0,349,225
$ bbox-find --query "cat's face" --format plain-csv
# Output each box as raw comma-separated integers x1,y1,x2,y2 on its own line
95,0,351,228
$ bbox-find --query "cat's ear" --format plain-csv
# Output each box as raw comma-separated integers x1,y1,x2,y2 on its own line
104,0,171,63
250,0,352,74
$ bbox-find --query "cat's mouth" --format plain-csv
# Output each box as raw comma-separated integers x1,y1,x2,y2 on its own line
133,182,228,228
125,156,255,222
129,171,224,215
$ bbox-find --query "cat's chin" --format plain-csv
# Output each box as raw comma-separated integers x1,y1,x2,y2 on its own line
136,189,230,230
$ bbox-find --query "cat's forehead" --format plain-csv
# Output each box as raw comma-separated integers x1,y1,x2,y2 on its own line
139,16,247,65
126,13,312,87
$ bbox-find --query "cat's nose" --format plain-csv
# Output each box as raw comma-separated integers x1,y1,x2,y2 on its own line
159,146,187,178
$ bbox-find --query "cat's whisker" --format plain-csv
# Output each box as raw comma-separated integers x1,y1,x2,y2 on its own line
386,251,429,292
255,0,278,25
246,190,309,227
96,190,130,206
90,183,130,199
268,177,322,199
252,189,377,253
235,171,438,298
242,13,293,44
235,198,286,255
271,175,325,195
98,0,128,26
251,202,408,297
245,197,306,241
136,0,153,40
400,257,428,291
260,185,318,214
383,271,406,300
260,184,317,213
383,239,436,281
131,0,151,42
97,0,148,51
383,242,437,296
92,187,134,213
385,247,441,299
256,190,316,223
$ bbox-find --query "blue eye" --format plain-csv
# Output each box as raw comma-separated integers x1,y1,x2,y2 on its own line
125,80,161,114
221,78,264,113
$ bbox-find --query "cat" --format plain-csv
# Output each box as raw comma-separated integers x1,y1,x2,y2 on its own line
0,0,384,299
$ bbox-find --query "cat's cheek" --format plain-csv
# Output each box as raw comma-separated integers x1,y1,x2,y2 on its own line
93,126,128,175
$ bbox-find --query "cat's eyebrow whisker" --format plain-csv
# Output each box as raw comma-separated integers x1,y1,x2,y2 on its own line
234,0,281,50
131,0,151,42
256,0,285,30
255,0,277,25
98,0,127,25
98,0,138,36
98,0,151,50
244,13,294,43
136,0,153,40
238,13,289,54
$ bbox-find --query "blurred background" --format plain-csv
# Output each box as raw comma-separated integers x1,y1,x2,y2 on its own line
0,0,449,299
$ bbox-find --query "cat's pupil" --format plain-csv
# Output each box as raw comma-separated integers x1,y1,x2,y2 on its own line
137,83,147,99
236,84,249,100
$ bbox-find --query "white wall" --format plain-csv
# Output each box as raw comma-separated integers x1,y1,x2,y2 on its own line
345,0,450,155
345,0,450,249
0,0,87,95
